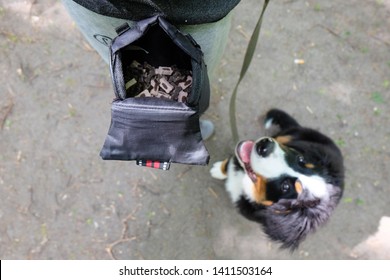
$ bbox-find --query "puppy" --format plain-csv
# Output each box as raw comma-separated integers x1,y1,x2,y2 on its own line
210,109,344,249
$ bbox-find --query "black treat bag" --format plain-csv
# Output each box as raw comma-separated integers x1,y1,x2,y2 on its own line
100,16,210,169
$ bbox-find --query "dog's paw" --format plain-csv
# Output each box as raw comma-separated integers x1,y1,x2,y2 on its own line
264,109,282,129
264,109,300,131
264,117,274,130
210,160,228,180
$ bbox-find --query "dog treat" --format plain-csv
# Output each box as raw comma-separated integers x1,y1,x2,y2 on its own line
125,78,137,90
159,77,174,93
178,76,192,90
130,60,142,69
134,89,152,98
178,91,188,103
155,66,174,76
123,60,192,103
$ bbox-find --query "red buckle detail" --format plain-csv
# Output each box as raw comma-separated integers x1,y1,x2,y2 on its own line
136,160,170,170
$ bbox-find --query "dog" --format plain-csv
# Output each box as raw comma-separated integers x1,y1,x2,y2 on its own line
210,109,344,249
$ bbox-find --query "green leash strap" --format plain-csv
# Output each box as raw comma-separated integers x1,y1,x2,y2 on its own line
229,0,271,143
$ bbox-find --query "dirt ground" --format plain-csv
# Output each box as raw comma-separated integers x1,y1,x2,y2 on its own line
1,0,389,260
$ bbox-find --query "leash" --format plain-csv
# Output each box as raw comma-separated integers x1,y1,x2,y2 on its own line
229,0,271,143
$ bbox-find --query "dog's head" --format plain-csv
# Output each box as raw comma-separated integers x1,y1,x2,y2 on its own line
235,131,344,249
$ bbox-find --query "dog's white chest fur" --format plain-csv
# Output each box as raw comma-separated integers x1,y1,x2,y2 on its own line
210,161,255,203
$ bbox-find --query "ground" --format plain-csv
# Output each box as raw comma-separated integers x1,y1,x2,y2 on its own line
1,0,389,259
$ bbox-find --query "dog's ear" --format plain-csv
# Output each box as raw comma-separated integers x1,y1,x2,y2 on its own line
258,185,342,250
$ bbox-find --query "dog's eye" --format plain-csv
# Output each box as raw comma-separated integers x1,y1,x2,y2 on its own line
281,181,291,193
297,155,306,166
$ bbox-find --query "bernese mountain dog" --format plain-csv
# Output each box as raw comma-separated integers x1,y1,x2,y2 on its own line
210,109,344,249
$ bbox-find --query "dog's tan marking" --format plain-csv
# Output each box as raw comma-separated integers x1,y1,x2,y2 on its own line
261,200,274,206
220,158,229,175
305,163,315,169
275,135,292,145
253,175,273,206
295,180,303,194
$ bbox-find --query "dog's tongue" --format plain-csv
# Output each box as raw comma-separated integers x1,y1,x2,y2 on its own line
237,141,254,164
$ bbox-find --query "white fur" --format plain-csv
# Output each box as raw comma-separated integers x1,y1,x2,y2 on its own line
224,163,246,203
211,140,330,205
298,175,330,200
211,160,257,203
251,141,329,200
250,141,290,179
264,118,273,130
241,175,257,203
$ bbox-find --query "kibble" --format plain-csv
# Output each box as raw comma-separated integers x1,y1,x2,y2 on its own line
123,60,192,103
155,66,174,76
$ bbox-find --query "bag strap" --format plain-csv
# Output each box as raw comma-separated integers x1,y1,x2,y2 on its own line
229,0,271,143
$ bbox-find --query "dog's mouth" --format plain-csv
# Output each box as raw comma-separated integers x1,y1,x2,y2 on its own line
236,141,257,182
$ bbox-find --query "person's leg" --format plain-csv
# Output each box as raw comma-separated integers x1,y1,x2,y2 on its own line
178,15,232,78
62,0,136,63
62,0,232,77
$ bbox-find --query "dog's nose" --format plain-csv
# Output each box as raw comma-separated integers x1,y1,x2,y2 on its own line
255,137,275,157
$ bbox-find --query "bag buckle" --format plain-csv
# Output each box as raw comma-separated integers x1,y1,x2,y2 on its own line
115,22,131,35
